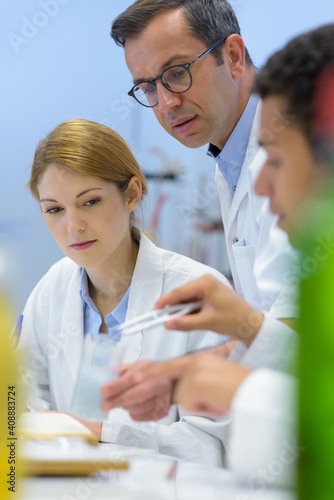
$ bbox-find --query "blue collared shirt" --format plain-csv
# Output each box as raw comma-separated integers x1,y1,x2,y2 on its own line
79,268,130,338
207,95,259,196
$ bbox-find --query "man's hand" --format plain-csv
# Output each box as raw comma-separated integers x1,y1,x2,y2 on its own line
100,344,235,421
101,359,172,421
173,355,252,415
154,274,264,346
101,357,191,421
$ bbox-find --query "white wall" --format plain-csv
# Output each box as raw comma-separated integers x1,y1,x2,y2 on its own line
1,0,334,314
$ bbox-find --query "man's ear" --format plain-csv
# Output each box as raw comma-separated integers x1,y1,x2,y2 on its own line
126,176,142,212
224,34,246,79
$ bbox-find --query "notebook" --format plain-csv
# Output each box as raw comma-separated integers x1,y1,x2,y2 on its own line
18,412,129,475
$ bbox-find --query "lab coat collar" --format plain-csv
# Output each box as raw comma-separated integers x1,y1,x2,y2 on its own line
118,231,163,363
59,265,84,409
126,231,164,321
209,95,259,197
228,100,264,223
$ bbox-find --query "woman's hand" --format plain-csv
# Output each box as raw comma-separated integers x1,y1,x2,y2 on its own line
39,409,103,440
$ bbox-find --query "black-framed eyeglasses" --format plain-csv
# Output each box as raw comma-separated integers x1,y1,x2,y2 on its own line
128,36,227,108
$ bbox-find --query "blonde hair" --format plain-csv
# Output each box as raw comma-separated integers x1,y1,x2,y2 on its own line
29,119,148,236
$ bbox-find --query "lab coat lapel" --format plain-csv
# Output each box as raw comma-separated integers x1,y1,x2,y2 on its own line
215,166,232,231
55,270,84,410
121,232,164,363
229,102,262,226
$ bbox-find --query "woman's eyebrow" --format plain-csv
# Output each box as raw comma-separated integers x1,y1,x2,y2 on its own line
76,187,103,199
40,187,103,203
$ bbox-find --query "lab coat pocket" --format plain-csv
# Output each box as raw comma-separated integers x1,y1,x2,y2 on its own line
232,238,262,310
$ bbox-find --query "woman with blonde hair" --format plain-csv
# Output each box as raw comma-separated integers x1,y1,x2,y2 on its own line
19,118,231,466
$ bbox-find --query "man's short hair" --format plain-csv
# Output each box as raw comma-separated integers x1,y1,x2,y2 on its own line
111,0,253,66
254,24,334,140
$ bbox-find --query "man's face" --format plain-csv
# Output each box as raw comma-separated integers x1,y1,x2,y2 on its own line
255,96,319,238
124,9,242,150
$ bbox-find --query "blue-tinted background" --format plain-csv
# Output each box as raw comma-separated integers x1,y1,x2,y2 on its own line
1,0,333,313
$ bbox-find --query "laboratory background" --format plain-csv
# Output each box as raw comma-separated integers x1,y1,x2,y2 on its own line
1,0,334,315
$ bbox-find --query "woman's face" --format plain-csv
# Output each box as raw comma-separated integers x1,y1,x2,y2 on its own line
37,163,138,273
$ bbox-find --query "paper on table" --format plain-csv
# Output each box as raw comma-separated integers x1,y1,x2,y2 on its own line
18,412,98,446
19,412,129,475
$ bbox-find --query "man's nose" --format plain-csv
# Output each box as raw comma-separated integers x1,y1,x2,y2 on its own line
155,83,182,113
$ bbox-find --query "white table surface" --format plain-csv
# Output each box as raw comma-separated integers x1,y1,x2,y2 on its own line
20,443,297,500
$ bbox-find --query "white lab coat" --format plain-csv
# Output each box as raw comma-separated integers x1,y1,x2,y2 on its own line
19,232,231,466
214,102,299,372
228,369,297,488
215,102,298,319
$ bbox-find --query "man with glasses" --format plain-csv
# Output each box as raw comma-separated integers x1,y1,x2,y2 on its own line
110,0,297,363
104,1,298,432
127,35,227,109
